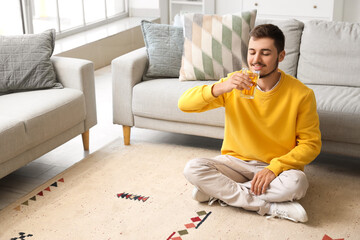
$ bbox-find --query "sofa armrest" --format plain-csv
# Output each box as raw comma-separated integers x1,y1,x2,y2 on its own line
112,47,148,126
51,56,97,130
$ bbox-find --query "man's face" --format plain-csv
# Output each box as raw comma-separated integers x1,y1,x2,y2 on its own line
247,37,285,78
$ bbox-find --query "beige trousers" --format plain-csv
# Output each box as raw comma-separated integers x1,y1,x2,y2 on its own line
183,155,309,216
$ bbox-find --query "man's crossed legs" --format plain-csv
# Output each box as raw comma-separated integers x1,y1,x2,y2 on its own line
183,155,309,222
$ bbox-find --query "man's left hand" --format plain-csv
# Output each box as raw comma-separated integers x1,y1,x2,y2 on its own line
251,168,276,195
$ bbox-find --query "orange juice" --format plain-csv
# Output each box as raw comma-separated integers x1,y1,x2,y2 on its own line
240,68,260,99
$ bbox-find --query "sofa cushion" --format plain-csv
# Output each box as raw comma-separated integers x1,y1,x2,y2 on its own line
179,10,257,81
308,85,360,144
0,88,86,153
141,20,184,79
132,79,225,127
255,19,304,77
298,20,360,87
0,29,63,94
0,117,27,164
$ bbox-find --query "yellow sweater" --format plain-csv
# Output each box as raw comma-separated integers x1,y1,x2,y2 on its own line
178,70,321,176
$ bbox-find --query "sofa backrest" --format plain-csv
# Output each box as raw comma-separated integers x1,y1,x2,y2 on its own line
255,18,304,77
297,20,360,87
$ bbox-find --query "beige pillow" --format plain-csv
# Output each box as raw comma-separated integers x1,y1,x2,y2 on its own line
179,10,257,81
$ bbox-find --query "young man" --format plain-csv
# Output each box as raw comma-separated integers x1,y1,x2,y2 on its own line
178,24,321,223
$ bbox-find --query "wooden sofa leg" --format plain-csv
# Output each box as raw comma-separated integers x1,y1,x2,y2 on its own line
82,130,89,151
123,125,131,145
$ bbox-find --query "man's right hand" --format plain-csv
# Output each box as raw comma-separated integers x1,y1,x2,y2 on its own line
211,71,254,97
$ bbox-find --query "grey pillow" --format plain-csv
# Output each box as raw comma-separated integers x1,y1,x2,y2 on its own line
298,20,360,87
0,29,62,94
141,20,184,79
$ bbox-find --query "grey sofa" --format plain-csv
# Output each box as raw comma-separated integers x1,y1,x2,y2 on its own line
112,19,360,158
0,56,97,179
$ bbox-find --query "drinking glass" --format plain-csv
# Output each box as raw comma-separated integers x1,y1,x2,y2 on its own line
239,68,260,99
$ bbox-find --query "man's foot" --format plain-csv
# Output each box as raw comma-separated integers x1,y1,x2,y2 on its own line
208,197,228,207
267,202,308,223
192,187,210,202
192,188,228,206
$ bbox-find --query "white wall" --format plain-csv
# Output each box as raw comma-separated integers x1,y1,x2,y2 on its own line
150,0,360,23
129,0,159,9
215,0,360,22
129,0,159,17
215,0,242,15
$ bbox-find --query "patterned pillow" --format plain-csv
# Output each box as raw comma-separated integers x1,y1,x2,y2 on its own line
179,10,257,81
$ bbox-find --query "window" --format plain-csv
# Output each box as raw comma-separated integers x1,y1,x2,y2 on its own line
106,0,125,17
58,0,83,31
84,0,106,23
0,0,128,38
31,0,58,33
0,0,23,35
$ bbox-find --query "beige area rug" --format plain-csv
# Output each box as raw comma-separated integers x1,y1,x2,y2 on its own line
0,140,359,240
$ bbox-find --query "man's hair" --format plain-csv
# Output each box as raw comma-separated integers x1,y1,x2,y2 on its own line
250,24,285,54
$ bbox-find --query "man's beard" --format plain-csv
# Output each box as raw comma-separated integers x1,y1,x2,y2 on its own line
257,59,279,79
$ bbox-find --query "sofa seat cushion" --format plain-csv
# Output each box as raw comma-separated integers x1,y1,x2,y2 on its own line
0,117,27,164
308,85,360,144
132,79,225,127
0,88,86,160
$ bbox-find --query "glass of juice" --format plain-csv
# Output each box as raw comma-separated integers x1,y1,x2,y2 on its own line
239,68,260,99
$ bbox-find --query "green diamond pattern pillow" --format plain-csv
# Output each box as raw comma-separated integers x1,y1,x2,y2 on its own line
179,10,257,81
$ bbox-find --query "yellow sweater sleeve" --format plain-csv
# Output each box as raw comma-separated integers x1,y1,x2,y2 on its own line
178,81,225,112
266,90,322,176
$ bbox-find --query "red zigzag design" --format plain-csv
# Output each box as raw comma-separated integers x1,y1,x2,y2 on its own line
116,192,149,202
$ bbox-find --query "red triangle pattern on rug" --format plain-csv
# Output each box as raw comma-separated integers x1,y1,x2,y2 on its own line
166,211,212,240
322,234,345,240
13,178,65,211
116,192,149,202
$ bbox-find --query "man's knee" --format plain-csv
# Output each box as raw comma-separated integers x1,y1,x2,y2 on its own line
183,158,211,183
282,170,309,200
